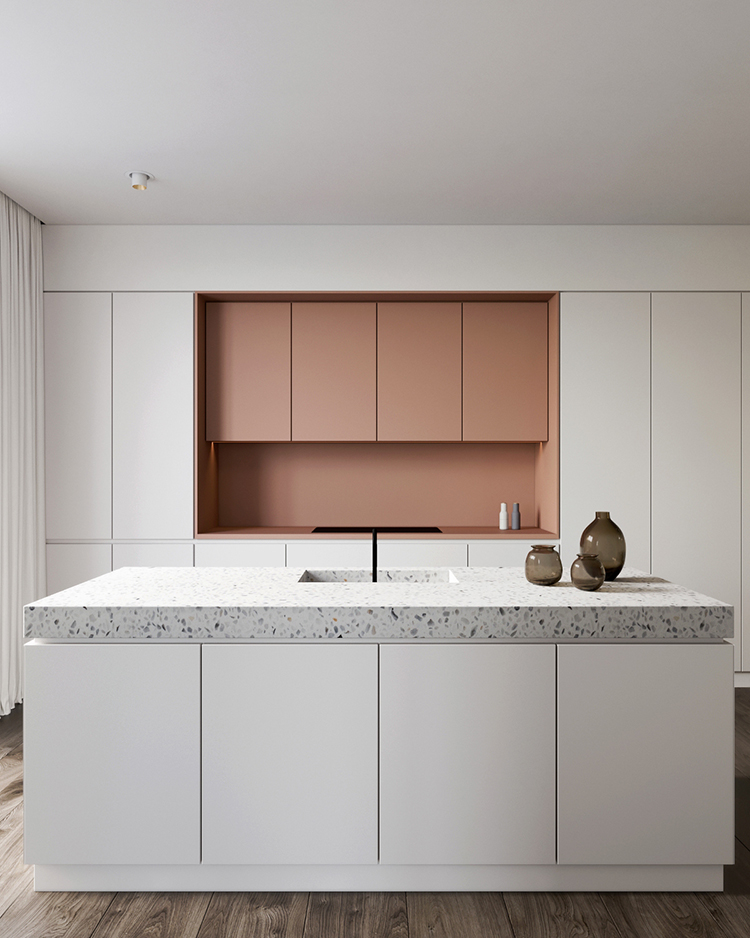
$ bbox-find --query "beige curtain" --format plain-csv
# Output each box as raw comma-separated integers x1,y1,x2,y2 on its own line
0,192,45,715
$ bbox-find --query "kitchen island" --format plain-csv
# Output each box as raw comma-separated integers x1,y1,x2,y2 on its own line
23,566,734,892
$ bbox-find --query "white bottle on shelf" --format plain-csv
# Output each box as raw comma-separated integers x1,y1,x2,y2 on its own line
499,503,509,530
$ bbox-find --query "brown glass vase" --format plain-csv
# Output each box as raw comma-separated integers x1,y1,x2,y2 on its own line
570,553,606,591
580,511,626,580
525,545,563,586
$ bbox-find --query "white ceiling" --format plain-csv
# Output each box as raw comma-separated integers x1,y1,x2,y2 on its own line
2,0,749,225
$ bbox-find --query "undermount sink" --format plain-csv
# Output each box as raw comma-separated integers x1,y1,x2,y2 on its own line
298,568,459,583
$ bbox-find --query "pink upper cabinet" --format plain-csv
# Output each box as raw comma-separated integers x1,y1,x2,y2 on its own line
205,302,291,441
292,303,377,441
463,303,548,442
378,303,462,441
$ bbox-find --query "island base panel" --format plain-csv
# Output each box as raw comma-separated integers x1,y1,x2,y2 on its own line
33,864,724,893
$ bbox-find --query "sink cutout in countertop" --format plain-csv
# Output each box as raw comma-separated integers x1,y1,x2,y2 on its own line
298,568,459,583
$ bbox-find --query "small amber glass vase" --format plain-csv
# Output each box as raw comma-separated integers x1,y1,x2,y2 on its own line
571,553,606,591
580,511,626,580
525,545,563,586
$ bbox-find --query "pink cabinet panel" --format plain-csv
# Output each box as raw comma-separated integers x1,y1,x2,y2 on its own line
205,302,291,441
292,303,376,441
463,303,548,441
378,303,462,441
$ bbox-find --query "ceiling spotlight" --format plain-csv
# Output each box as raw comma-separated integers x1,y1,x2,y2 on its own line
127,172,153,190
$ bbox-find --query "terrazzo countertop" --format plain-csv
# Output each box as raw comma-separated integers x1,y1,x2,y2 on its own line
24,565,732,641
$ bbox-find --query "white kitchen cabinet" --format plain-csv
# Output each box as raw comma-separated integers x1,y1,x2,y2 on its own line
195,540,285,567
468,540,557,567
113,542,194,568
379,643,556,865
24,643,200,865
202,644,378,865
285,539,371,569
44,293,112,540
45,543,112,594
558,643,734,865
112,293,194,539
559,293,651,571
376,540,468,568
652,293,741,666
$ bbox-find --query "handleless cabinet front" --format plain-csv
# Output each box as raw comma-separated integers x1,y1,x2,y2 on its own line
377,303,462,441
205,302,291,441
463,302,548,441
202,643,378,865
380,643,556,865
558,643,734,865
24,643,200,865
292,303,376,440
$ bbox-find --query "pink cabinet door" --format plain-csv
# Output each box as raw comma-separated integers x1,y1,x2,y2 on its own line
292,303,376,441
205,302,291,441
378,303,462,441
463,302,548,441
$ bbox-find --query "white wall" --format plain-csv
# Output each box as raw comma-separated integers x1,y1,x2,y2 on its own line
43,225,750,293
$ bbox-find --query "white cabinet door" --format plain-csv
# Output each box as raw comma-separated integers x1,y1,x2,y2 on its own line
113,293,194,539
202,644,378,865
468,540,557,567
380,643,556,865
652,293,741,666
376,540,468,568
558,643,734,865
44,293,112,539
195,540,285,567
285,539,371,568
559,293,651,571
113,542,194,568
24,643,200,865
46,543,112,594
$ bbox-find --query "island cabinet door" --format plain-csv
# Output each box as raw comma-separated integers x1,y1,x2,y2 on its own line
24,643,201,865
202,644,378,865
557,643,735,865
379,643,557,865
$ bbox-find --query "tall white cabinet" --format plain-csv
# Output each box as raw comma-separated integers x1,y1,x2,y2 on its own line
44,293,112,540
112,294,194,539
559,293,651,571
43,292,195,593
652,293,741,667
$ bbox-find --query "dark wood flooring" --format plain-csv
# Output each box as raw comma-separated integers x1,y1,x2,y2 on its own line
3,694,750,937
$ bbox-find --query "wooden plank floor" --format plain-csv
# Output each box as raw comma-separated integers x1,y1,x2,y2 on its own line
3,693,750,938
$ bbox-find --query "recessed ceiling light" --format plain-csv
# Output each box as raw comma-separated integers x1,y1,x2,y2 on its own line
126,172,153,191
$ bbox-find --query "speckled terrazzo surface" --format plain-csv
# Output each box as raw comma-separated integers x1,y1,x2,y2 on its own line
24,566,732,641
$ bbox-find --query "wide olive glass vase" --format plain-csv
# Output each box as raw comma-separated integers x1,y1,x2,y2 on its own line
525,545,563,586
580,511,626,580
570,553,606,591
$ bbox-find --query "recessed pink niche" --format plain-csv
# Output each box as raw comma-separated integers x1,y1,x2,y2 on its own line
195,291,559,539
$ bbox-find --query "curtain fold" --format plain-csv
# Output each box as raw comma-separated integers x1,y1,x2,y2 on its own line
0,192,45,715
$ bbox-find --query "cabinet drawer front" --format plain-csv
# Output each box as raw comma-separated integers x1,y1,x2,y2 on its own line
195,540,285,567
380,643,556,865
202,644,378,865
377,540,467,568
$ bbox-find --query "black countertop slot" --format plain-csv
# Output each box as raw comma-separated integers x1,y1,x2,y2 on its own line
312,526,442,534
